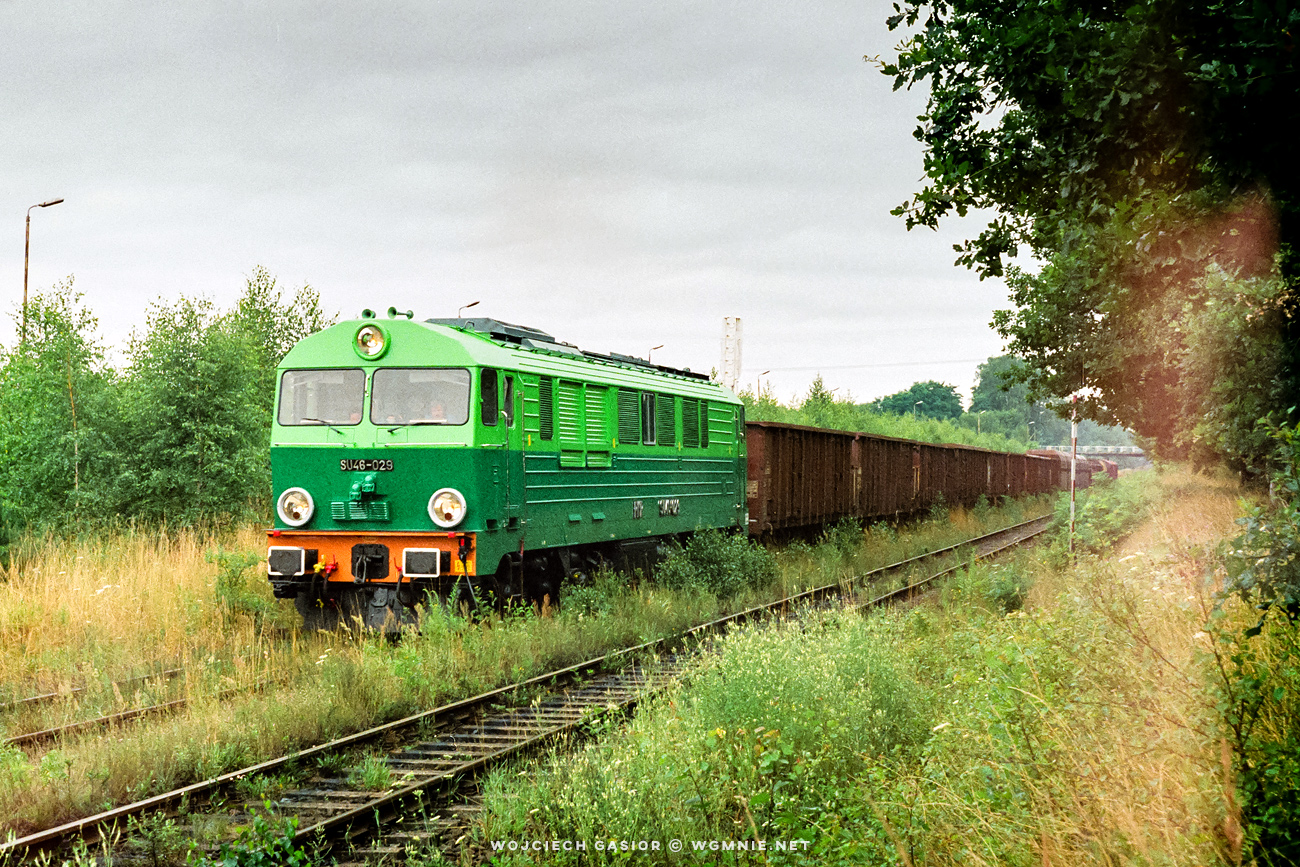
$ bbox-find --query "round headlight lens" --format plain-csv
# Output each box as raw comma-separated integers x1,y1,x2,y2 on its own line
277,487,315,527
354,324,388,359
428,488,467,528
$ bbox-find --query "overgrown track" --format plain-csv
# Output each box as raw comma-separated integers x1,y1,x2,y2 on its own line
2,681,275,751
0,667,183,715
1,515,1051,864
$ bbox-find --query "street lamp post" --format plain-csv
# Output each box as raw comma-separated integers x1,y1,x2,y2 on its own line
23,198,64,346
914,400,923,418
648,344,664,363
458,300,480,318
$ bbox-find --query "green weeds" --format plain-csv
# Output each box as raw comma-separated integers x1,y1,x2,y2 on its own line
477,612,928,864
207,549,279,629
347,754,393,791
195,802,310,867
473,469,1253,866
1049,471,1160,561
654,530,777,597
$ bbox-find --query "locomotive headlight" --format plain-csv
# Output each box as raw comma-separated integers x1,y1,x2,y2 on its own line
277,487,315,527
354,324,388,359
428,488,467,528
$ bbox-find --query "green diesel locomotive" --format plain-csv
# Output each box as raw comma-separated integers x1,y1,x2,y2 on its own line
266,311,747,629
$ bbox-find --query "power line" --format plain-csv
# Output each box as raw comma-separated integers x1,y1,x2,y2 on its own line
748,357,988,372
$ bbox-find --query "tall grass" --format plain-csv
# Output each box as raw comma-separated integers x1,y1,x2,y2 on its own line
0,495,1052,837
479,612,929,860
471,469,1251,866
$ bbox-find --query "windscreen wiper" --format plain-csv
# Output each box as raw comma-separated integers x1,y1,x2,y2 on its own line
300,418,344,434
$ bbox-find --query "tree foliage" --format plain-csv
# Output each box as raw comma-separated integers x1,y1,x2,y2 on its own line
870,380,963,420
113,297,266,523
882,0,1299,471
969,356,1030,415
0,281,116,538
0,269,332,535
741,376,1030,451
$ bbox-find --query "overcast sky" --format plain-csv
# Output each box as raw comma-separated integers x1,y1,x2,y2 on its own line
2,1,1014,405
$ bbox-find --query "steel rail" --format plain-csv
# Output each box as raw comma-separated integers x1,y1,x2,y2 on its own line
1,513,1053,860
0,668,184,714
3,681,278,750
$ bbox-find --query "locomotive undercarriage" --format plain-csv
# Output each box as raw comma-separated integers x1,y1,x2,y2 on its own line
279,536,676,631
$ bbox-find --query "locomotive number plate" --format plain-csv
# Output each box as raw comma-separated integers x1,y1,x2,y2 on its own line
339,459,394,472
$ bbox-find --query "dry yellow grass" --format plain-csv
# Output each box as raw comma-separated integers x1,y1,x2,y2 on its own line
0,525,283,694
919,467,1255,865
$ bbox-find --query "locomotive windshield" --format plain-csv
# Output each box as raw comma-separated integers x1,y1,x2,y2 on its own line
371,368,471,425
277,369,365,426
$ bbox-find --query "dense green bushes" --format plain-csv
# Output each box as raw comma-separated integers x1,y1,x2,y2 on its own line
0,268,329,537
1217,424,1300,864
654,530,778,597
1047,472,1160,561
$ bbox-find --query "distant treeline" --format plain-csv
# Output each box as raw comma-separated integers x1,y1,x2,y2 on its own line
741,361,1134,451
0,267,329,545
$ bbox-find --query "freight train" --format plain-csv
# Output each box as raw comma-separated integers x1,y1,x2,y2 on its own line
266,313,1062,629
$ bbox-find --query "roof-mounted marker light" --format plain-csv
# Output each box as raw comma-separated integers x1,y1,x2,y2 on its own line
354,324,389,359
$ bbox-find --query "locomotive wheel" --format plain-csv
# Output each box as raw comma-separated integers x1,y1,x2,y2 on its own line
294,594,340,632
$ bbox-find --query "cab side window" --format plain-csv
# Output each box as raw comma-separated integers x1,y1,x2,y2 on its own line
481,368,499,426
641,392,656,444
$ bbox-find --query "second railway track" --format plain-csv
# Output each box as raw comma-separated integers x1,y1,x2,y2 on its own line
1,514,1053,865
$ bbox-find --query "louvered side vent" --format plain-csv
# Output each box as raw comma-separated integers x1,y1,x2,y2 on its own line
586,385,612,467
706,402,732,444
701,400,710,447
585,386,608,444
616,388,641,444
681,397,700,447
539,376,554,440
557,380,584,466
656,393,676,447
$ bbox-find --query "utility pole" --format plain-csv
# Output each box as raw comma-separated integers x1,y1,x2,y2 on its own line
720,317,742,390
1069,393,1078,557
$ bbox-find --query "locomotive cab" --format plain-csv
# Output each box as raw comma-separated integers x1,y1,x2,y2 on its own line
267,314,528,629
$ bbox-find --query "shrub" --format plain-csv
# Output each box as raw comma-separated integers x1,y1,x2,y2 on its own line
820,517,864,559
207,548,275,627
654,530,776,597
200,803,310,867
1215,424,1300,864
1049,471,1158,561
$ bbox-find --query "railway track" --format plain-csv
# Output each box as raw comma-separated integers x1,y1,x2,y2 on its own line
0,666,185,721
2,681,277,751
1,514,1052,865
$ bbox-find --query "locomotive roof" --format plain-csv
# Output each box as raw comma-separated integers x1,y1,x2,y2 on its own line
280,314,737,402
426,317,712,382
